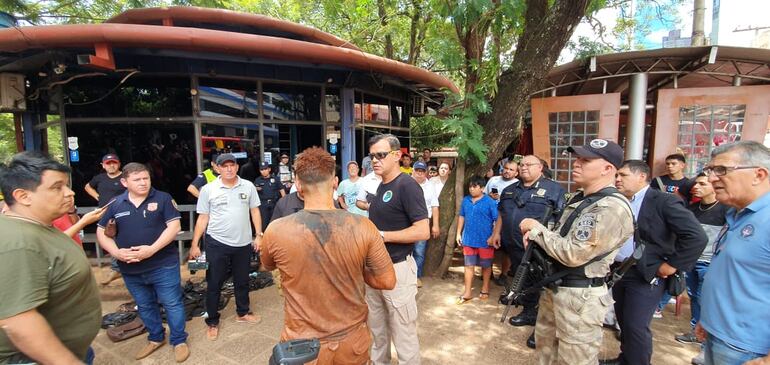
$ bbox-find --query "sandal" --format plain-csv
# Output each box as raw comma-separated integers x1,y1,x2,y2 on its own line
479,292,490,300
455,296,473,305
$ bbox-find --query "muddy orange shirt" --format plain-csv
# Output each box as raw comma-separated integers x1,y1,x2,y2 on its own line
261,209,393,340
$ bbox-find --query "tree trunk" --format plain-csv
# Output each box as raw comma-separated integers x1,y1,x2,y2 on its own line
423,0,591,277
423,159,464,277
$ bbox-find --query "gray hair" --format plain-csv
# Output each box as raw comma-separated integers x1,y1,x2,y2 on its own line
368,134,401,151
711,141,770,171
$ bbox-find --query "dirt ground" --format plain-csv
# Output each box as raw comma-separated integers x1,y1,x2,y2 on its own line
93,261,700,364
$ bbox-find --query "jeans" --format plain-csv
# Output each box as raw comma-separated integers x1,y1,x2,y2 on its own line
205,235,252,326
686,261,709,328
658,292,672,311
413,240,427,278
122,264,188,346
84,346,95,365
705,334,764,365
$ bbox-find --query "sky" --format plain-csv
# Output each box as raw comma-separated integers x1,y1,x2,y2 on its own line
560,0,770,64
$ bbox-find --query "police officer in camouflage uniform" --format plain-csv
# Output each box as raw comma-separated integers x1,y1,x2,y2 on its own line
520,139,634,365
254,162,285,231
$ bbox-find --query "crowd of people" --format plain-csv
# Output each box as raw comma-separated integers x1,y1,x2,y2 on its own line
0,135,768,365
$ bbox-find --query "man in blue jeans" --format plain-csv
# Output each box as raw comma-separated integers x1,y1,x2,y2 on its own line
674,173,728,365
97,163,189,363
411,161,440,287
697,141,770,365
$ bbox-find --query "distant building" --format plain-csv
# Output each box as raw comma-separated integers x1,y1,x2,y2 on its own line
662,30,696,48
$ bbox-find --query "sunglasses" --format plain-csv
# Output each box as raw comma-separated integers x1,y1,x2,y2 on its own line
368,151,397,160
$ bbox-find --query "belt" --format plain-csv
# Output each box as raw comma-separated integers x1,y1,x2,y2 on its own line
391,254,412,264
559,277,605,288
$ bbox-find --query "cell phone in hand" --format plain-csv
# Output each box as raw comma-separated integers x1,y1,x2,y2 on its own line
491,188,498,194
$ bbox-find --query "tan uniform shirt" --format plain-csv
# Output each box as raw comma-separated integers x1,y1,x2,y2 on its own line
528,187,634,278
261,209,393,341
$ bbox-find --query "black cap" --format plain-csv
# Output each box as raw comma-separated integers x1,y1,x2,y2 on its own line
567,139,624,169
259,162,270,169
216,153,237,165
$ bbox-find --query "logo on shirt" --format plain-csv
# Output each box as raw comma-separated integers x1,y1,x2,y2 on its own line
741,224,754,238
239,193,248,200
536,188,546,197
573,213,596,241
147,202,158,212
382,190,393,203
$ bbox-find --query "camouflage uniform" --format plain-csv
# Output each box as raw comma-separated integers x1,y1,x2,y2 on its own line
526,185,634,365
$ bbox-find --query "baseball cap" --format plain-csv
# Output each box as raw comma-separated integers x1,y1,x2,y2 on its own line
280,153,289,158
413,161,427,170
259,162,270,169
216,153,237,165
567,139,624,169
347,161,359,168
102,154,120,163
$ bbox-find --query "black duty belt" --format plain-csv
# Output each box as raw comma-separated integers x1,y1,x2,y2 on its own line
559,277,605,288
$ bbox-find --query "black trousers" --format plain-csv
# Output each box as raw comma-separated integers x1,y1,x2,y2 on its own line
258,203,275,231
505,242,540,310
204,235,252,326
612,271,666,365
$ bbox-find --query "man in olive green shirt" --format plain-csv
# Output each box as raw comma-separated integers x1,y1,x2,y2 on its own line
0,152,101,364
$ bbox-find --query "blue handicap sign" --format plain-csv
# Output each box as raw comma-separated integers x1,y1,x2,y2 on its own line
329,143,338,154
69,150,79,162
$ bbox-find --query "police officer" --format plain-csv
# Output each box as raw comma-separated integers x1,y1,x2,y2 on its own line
519,139,634,365
489,154,565,331
254,162,285,231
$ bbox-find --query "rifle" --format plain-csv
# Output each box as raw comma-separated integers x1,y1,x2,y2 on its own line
500,207,553,323
606,242,645,289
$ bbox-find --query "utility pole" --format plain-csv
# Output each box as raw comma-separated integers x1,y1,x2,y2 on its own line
691,0,706,46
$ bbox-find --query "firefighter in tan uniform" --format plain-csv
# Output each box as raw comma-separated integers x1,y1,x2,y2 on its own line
520,139,634,365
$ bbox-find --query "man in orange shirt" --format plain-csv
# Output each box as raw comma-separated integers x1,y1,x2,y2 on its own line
261,147,396,364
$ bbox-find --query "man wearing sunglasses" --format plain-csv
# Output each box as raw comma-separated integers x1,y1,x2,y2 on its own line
364,134,429,365
696,141,770,365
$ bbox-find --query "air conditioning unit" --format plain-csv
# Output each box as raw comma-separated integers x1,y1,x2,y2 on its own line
0,73,26,111
411,95,425,116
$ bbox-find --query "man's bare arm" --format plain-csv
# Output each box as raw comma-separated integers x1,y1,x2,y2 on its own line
382,219,429,244
364,266,396,290
84,184,98,202
0,309,85,365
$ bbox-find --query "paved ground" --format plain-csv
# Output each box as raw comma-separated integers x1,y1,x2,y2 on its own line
93,265,700,364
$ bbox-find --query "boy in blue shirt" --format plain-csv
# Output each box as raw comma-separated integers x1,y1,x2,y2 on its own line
456,176,498,304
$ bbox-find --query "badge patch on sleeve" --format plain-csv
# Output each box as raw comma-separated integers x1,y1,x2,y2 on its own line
573,213,596,241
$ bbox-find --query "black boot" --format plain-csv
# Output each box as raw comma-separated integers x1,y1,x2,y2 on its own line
526,331,536,349
508,307,537,327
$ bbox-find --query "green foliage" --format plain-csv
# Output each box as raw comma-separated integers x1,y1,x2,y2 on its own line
0,113,17,163
441,90,489,163
410,115,451,151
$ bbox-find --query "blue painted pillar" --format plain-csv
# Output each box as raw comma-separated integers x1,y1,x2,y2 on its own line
340,88,355,180
22,112,41,151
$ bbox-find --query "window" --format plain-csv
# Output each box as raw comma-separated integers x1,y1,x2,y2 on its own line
262,84,321,121
678,105,745,176
198,79,258,119
548,110,599,192
65,77,192,118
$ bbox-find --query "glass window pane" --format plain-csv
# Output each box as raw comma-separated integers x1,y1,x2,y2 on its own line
65,77,192,118
325,89,341,124
586,110,599,122
263,83,322,121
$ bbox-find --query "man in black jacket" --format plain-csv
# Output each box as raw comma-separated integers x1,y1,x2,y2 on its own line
601,160,707,365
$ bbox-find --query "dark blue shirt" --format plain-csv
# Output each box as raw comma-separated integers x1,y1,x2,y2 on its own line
254,175,283,204
498,177,566,248
98,188,181,274
459,194,498,248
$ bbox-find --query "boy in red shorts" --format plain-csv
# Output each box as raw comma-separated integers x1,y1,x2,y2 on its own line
455,176,498,304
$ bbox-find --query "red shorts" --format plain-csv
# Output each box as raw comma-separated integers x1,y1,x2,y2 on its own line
463,246,495,268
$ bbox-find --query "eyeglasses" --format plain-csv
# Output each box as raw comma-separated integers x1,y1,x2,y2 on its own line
368,151,396,160
702,165,758,176
520,162,541,168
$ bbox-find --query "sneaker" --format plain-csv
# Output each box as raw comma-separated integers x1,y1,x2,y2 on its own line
206,325,219,341
101,270,122,285
653,309,663,319
174,343,190,363
235,313,261,324
676,331,702,344
135,340,165,360
691,348,705,365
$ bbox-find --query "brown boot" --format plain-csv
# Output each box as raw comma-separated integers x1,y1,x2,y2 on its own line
135,339,165,360
174,343,190,363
